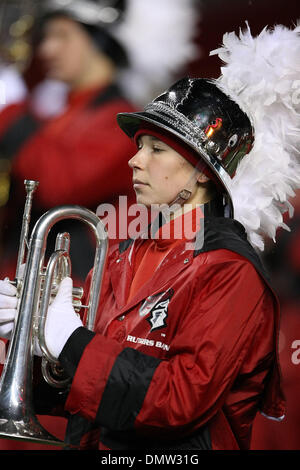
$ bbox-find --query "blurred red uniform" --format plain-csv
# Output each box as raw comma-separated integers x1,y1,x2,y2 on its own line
0,83,136,282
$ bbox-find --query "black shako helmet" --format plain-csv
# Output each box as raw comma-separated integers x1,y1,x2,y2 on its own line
117,77,254,217
39,0,128,67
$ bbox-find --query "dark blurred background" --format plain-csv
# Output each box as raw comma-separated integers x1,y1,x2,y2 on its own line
188,0,298,76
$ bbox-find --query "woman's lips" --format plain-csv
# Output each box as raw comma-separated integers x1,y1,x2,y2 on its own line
133,179,148,188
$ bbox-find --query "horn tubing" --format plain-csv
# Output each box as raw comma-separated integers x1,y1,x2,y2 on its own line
0,204,108,444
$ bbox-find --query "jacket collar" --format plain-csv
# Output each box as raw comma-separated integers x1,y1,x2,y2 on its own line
109,197,227,311
109,237,194,312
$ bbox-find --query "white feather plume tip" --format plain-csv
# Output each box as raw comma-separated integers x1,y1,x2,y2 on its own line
210,23,300,251
115,0,199,105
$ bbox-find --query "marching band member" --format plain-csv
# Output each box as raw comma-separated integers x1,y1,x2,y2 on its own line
0,23,299,450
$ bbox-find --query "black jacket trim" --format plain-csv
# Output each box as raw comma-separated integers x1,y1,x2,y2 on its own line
0,113,41,159
89,84,124,109
96,347,161,431
195,216,271,284
119,237,134,254
59,326,95,378
64,413,101,449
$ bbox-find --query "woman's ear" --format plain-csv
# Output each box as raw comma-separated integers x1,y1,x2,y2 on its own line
197,172,210,183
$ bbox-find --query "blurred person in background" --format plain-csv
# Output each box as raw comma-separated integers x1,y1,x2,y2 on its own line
0,0,198,450
0,0,198,283
0,0,136,284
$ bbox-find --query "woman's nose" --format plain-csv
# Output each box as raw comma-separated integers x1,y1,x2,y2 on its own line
128,149,145,169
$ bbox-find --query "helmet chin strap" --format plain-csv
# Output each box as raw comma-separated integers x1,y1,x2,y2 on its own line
168,162,203,213
150,167,200,239
150,163,211,238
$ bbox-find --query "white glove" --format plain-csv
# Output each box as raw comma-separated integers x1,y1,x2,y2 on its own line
45,277,83,360
0,264,26,339
0,272,46,356
0,280,18,339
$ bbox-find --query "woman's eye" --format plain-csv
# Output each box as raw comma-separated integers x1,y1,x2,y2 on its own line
152,146,163,153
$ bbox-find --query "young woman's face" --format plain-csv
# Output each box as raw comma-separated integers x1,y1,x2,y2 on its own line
37,16,96,84
128,135,198,207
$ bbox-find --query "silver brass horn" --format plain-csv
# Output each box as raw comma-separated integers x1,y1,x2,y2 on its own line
0,180,108,446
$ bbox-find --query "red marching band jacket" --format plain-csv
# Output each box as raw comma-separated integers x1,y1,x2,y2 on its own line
55,212,286,451
0,83,286,446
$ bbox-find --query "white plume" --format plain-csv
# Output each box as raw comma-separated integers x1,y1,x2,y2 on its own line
0,64,27,110
210,23,300,251
115,0,200,105
30,79,69,118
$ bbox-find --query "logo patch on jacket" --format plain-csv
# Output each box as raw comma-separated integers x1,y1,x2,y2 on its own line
139,289,174,332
